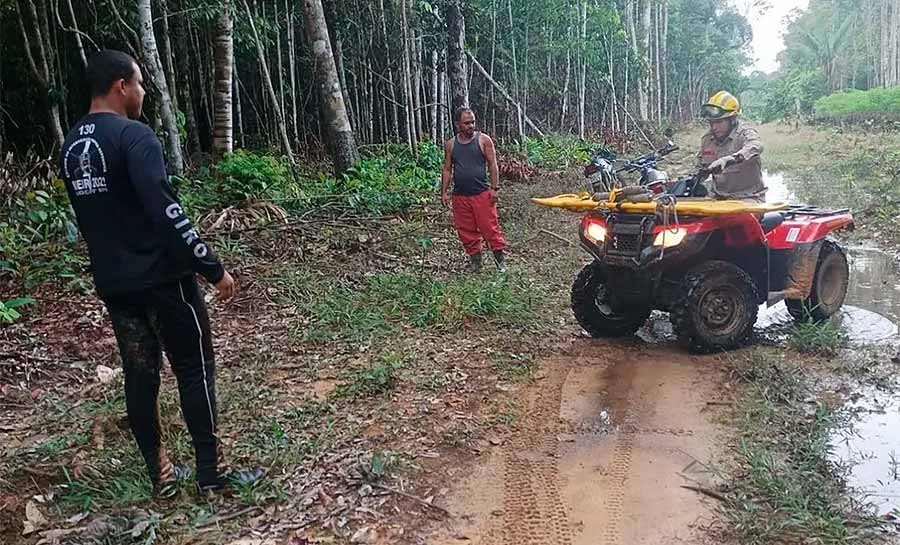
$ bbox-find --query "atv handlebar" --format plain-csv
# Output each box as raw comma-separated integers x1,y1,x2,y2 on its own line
615,141,679,174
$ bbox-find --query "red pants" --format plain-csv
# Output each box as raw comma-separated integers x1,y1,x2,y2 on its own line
452,191,507,255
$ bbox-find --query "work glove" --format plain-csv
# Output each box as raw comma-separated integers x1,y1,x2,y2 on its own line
708,155,741,175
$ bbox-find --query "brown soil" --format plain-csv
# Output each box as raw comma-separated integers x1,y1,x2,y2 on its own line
424,338,730,545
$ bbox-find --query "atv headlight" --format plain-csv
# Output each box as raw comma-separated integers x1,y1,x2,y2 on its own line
585,223,607,244
653,228,687,248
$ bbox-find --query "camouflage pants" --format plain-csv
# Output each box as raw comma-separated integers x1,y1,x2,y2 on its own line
103,276,222,487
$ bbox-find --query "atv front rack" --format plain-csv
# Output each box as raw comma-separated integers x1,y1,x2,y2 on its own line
530,192,788,216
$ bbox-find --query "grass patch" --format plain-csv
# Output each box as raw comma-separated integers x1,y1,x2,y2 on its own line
301,273,541,343
334,355,405,399
60,442,152,512
788,319,847,356
719,350,881,544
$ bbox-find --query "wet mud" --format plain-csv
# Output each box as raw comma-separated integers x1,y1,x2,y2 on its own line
429,344,727,545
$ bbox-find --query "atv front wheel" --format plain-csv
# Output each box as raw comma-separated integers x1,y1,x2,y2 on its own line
571,262,651,338
670,261,759,353
786,239,849,322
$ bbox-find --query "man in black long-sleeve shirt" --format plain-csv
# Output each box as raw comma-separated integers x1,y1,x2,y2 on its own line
60,50,237,496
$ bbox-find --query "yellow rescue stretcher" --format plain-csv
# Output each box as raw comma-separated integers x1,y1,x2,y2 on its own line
530,191,789,216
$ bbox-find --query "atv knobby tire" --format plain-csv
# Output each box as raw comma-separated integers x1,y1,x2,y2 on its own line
786,239,849,323
670,260,759,353
571,262,651,338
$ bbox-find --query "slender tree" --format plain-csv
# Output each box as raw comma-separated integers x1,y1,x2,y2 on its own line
302,0,359,173
136,0,184,174
213,0,234,159
446,0,469,123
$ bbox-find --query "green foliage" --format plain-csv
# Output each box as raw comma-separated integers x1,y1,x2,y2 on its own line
814,87,900,124
788,319,847,356
216,149,292,202
302,273,539,343
0,297,35,324
336,355,405,399
523,135,593,170
327,140,440,215
179,141,440,218
8,181,78,244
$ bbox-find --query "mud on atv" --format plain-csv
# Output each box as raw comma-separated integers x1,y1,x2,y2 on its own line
571,194,854,353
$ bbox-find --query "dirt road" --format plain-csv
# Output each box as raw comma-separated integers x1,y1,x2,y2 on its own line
428,337,728,545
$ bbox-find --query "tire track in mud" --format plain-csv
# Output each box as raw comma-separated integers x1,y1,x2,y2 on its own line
430,344,720,545
494,356,579,545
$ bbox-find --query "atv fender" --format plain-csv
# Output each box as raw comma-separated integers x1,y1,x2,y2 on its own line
767,240,823,305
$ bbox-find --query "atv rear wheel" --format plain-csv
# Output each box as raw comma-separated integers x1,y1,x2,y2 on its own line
786,240,849,323
670,260,759,353
571,262,651,338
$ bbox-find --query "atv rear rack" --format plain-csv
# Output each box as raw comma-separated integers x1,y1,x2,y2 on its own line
782,205,851,219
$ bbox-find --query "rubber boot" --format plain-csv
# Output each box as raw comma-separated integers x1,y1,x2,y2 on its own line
493,250,508,273
466,253,483,273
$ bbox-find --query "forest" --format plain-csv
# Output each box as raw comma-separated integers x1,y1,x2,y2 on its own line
0,0,761,170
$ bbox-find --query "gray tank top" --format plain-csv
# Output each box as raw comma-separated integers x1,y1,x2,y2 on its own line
451,132,489,196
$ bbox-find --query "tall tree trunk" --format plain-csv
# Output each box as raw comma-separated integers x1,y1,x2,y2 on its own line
233,53,244,148
158,0,179,112
431,49,439,143
655,2,662,123
446,0,469,124
578,0,587,139
639,0,651,121
662,0,668,119
136,0,184,174
275,1,287,131
400,0,415,149
302,0,359,173
243,0,294,162
377,0,399,141
439,56,447,138
287,0,299,146
16,0,64,149
212,1,234,159
508,0,523,142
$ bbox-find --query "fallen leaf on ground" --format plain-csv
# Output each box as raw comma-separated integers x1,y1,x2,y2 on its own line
22,500,48,535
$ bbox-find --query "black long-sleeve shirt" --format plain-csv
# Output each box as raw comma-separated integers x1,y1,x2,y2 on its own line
60,112,223,298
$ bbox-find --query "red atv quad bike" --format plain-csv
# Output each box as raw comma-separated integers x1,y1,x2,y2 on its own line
571,171,855,352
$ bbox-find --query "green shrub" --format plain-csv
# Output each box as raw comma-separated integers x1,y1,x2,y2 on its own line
814,86,900,123
8,180,78,244
288,140,440,216
523,135,593,170
216,150,292,202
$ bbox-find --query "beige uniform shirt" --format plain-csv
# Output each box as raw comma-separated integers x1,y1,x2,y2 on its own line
697,120,765,201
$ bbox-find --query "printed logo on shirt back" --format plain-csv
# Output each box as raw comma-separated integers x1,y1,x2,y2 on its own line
63,124,109,196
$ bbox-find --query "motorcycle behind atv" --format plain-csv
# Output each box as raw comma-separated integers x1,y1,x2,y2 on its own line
538,154,855,353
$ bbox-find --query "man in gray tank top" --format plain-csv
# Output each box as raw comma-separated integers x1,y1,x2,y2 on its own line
440,108,507,273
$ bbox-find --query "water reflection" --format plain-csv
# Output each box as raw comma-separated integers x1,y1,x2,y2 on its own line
831,393,900,516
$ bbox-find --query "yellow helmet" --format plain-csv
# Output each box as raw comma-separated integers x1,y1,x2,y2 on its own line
701,91,741,120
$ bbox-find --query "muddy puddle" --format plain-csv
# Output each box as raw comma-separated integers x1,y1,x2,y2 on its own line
831,391,900,516
767,171,900,517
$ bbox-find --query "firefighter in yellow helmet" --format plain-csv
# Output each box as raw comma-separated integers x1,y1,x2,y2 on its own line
697,91,766,202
